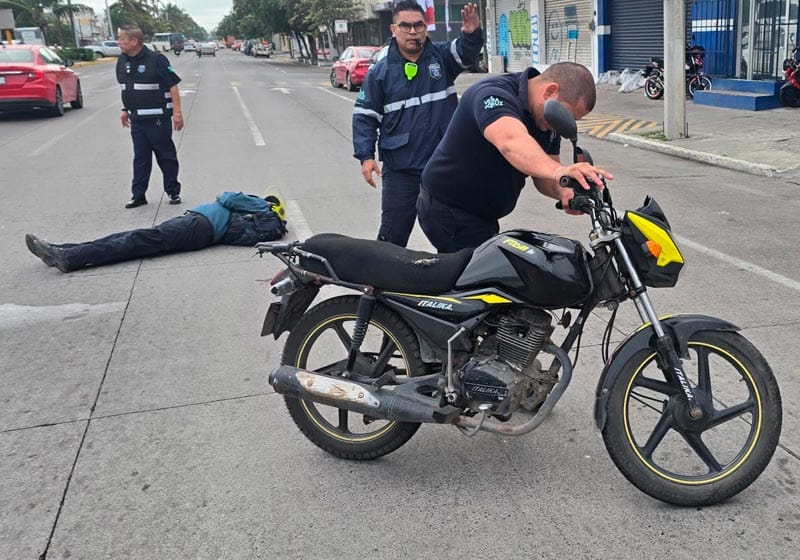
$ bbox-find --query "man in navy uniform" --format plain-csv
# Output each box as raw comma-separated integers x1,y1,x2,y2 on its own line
417,62,614,253
352,1,483,247
117,24,184,209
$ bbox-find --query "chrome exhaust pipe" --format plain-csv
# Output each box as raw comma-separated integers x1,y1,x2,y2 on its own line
269,365,460,424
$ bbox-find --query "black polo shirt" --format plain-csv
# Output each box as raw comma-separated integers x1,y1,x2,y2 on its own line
421,67,560,221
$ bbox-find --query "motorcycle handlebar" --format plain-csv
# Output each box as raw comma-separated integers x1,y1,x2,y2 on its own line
555,175,604,212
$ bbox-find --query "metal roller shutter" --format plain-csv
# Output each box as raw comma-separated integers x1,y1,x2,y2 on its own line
494,0,534,72
610,0,663,71
610,0,692,72
544,0,593,69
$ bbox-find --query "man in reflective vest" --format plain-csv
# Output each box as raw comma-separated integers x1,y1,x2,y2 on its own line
117,24,184,209
352,1,483,247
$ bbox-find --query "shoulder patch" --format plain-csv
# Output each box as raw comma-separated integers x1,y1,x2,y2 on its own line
483,96,504,110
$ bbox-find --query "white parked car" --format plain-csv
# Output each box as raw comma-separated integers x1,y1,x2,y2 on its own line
87,40,121,57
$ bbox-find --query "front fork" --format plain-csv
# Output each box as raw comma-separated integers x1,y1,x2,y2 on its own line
614,238,703,419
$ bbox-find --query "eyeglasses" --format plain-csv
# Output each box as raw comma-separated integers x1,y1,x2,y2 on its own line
396,21,427,33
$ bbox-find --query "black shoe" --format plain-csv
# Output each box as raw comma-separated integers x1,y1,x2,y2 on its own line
25,234,69,273
125,198,148,209
168,193,182,205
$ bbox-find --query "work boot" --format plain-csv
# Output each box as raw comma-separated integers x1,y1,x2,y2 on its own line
125,197,148,209
25,234,69,273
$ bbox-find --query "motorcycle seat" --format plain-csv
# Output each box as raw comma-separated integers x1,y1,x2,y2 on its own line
299,233,473,294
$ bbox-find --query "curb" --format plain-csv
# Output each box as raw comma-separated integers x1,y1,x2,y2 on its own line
73,57,116,69
605,132,780,178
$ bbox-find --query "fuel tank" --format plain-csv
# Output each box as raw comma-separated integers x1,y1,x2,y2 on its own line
454,231,593,309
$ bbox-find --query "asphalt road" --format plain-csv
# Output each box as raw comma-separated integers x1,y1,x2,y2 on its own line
2,50,799,559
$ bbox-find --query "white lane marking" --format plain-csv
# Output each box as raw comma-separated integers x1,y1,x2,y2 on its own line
0,302,126,330
676,235,800,293
271,87,292,94
317,86,355,103
231,85,265,146
286,199,314,241
29,99,120,158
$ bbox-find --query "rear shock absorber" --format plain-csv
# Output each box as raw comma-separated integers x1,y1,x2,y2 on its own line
345,293,376,375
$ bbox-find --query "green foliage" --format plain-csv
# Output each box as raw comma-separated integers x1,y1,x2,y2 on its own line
217,0,361,38
56,47,95,61
111,1,206,40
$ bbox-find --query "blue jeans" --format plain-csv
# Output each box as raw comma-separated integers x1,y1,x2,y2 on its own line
130,118,181,200
54,213,214,272
378,169,421,247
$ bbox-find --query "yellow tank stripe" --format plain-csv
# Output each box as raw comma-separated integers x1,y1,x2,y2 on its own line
463,294,512,304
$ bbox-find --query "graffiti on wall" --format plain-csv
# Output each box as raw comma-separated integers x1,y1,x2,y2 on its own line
547,4,580,63
496,3,535,69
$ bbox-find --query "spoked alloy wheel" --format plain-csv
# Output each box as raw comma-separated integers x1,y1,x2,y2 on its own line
644,76,664,99
280,295,425,460
329,69,339,88
602,331,781,506
688,75,712,98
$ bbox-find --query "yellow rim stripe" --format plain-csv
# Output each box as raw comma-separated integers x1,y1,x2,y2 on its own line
297,313,399,443
623,342,762,485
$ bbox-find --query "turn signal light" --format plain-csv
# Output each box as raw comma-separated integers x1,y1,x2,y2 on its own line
645,240,662,258
26,71,43,81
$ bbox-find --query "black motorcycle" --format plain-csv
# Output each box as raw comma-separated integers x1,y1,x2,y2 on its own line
643,44,712,100
259,100,782,507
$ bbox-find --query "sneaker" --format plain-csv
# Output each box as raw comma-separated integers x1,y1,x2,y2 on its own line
125,197,148,209
25,234,69,273
168,193,182,205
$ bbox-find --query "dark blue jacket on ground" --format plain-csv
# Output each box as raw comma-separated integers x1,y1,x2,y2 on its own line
190,192,274,242
352,29,483,172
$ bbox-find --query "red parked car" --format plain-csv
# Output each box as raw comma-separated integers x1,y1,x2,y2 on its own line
0,44,83,117
330,46,380,91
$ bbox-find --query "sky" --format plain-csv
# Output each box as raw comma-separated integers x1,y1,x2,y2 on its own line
83,0,233,34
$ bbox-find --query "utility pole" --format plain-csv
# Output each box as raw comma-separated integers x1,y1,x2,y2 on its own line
105,0,113,39
663,0,687,139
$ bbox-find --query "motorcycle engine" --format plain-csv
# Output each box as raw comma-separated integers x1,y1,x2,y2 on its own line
458,309,556,415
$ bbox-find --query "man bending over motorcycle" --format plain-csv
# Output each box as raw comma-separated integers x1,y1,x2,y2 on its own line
417,61,613,253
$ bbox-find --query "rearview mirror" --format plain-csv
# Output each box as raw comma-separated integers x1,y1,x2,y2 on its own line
543,99,577,142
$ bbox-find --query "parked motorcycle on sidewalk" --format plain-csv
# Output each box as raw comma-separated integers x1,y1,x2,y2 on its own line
259,100,782,507
643,44,712,100
780,45,800,107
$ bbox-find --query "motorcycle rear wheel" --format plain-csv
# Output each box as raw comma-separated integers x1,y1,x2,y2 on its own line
644,76,664,99
602,330,781,506
280,295,425,460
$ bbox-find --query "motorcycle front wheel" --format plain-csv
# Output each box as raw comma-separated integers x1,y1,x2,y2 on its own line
644,75,664,99
280,295,425,460
688,75,712,98
780,84,800,107
602,330,781,506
